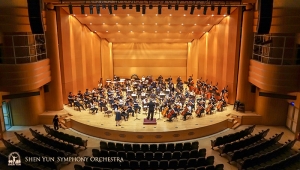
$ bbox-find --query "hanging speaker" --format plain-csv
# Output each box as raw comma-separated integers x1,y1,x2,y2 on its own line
256,0,273,34
27,0,44,34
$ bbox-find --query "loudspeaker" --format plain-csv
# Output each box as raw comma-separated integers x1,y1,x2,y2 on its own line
44,85,49,93
250,85,256,93
27,0,44,34
256,0,273,34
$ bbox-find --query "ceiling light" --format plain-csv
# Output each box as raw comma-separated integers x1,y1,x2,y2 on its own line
155,23,157,25
108,5,112,14
227,6,231,15
73,14,76,16
127,14,130,16
169,14,172,16
81,5,85,14
168,4,172,9
155,31,157,33
122,4,126,9
136,4,140,12
103,23,105,24
118,30,120,32
197,4,201,9
114,4,117,10
129,23,131,25
181,23,184,25
183,14,186,16
85,14,87,16
116,23,118,25
212,14,214,16
211,5,215,11
113,14,115,16
168,23,171,25
98,14,101,16
96,4,100,14
223,14,227,17
158,5,162,14
90,23,92,25
192,31,194,33
94,31,97,32
175,4,179,10
217,6,222,15
197,14,200,16
131,31,133,32
179,31,181,33
68,4,73,14
156,14,158,16
149,4,153,9
184,4,188,11
167,31,169,33
207,24,210,25
142,5,146,14
142,23,144,25
143,31,145,33
203,6,207,15
194,23,197,25
106,31,108,32
190,5,195,15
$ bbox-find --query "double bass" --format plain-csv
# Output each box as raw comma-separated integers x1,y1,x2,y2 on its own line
216,101,223,112
162,107,169,117
195,105,204,116
206,104,213,114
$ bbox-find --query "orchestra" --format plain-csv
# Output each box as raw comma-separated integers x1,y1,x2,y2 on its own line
66,75,229,124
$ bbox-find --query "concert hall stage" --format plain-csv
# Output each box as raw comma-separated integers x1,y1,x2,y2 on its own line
55,105,241,143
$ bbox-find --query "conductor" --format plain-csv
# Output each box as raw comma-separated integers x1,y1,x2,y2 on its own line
147,99,156,121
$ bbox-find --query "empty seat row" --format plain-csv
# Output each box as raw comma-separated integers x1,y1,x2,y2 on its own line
85,157,215,169
257,152,300,170
211,125,255,149
100,141,199,152
92,149,206,160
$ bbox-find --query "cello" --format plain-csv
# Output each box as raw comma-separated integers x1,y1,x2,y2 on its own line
206,104,213,115
216,101,223,112
181,106,188,116
167,109,175,119
162,107,169,117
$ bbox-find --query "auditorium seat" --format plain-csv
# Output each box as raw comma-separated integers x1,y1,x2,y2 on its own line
117,151,126,159
175,143,183,151
139,160,149,169
132,144,141,152
187,158,197,167
149,160,159,169
181,150,190,159
158,144,167,152
167,143,175,152
172,151,181,160
150,144,158,152
178,159,188,168
116,143,124,151
159,160,168,169
136,151,144,160
183,142,192,150
154,151,163,160
124,143,132,151
141,144,149,152
145,151,153,160
163,151,172,160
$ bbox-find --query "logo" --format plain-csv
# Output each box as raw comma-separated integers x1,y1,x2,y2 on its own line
8,152,21,166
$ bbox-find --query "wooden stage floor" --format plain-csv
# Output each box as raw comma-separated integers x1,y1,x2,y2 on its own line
63,105,236,143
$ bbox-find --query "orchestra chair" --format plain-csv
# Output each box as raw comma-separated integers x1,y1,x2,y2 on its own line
103,107,113,117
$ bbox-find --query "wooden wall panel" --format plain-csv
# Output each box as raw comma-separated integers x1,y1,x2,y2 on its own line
57,8,102,104
113,43,187,81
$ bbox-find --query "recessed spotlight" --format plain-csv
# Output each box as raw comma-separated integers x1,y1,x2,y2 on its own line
106,31,108,32
156,14,158,16
127,14,130,16
116,23,118,25
192,31,194,33
143,31,145,33
85,14,87,16
73,14,76,16
142,23,144,25
168,23,171,25
212,14,214,16
183,14,186,16
94,31,97,32
131,31,133,32
181,23,184,25
197,14,200,16
103,23,105,24
142,14,144,16
98,14,101,16
129,23,131,25
90,23,92,25
155,31,157,33
118,31,120,32
179,31,181,33
194,23,197,25
167,31,169,33
113,14,115,16
169,14,172,16
223,14,226,16
207,24,210,25
155,23,157,25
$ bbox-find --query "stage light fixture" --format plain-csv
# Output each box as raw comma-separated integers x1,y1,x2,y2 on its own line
158,5,162,14
227,6,231,15
168,4,172,9
175,4,179,10
102,4,106,9
108,5,113,14
129,4,133,9
96,4,100,14
68,4,73,14
197,4,201,9
190,5,195,14
81,5,85,14
142,5,146,14
114,4,117,10
122,4,126,9
203,6,207,15
184,4,188,10
136,4,140,12
217,6,222,15
89,5,93,14
211,5,215,11
149,4,153,9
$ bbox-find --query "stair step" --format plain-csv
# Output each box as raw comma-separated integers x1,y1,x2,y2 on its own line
231,123,241,129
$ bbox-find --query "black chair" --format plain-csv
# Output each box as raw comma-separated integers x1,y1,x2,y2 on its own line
167,143,175,152
197,157,206,167
92,149,100,157
139,160,149,169
74,164,83,170
169,159,178,169
215,164,224,170
192,141,199,150
205,165,215,170
133,144,141,152
120,160,130,169
109,150,117,157
108,142,116,150
127,151,135,160
130,160,139,169
124,144,132,151
136,151,144,161
141,144,149,152
100,141,108,150
183,142,192,150
178,159,188,168
101,149,109,157
145,151,153,160
83,166,93,170
196,167,206,170
158,144,167,152
175,143,183,151
159,160,169,169
198,148,206,157
181,150,190,159
150,144,158,152
190,149,198,158
150,160,159,169
206,156,214,166
116,143,124,151
187,158,197,167
172,151,181,160
163,151,172,160
154,151,163,160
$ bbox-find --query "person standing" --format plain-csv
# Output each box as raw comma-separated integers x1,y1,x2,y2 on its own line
53,115,59,130
147,99,156,121
115,108,121,126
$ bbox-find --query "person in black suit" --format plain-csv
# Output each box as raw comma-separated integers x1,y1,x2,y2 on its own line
147,99,156,121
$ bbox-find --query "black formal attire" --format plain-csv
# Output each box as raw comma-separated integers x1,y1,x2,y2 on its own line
53,116,59,130
147,101,155,121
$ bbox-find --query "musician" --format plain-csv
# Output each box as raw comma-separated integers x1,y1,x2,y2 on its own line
141,76,145,82
98,98,106,112
167,107,177,122
120,107,129,121
90,102,98,114
77,90,83,99
68,92,75,106
176,76,181,84
183,103,192,121
133,99,141,113
168,76,172,83
127,104,135,117
147,99,156,121
84,89,90,98
188,76,193,85
74,96,85,112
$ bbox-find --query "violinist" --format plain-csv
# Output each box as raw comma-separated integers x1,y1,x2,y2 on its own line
120,106,129,121
68,92,75,106
98,98,107,112
183,103,192,121
84,89,90,98
77,90,83,100
133,99,141,113
90,101,98,114
74,96,85,112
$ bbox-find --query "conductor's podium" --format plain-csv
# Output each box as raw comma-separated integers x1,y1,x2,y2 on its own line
143,118,157,125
